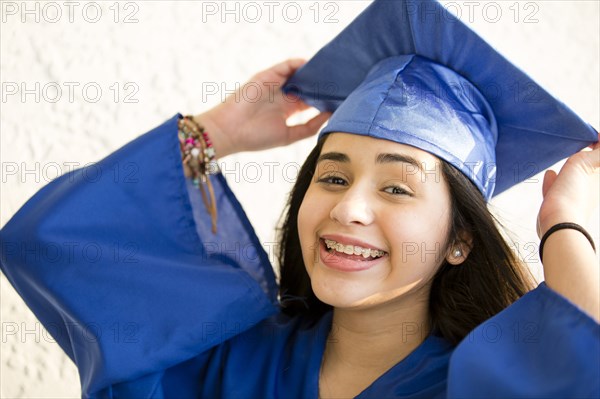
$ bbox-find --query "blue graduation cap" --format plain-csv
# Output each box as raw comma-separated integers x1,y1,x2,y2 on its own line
283,0,598,199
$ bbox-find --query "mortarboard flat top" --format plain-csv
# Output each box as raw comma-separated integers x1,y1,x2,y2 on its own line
283,0,598,199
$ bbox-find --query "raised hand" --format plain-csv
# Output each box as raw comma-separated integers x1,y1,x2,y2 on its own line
193,59,332,158
537,135,600,237
536,134,600,322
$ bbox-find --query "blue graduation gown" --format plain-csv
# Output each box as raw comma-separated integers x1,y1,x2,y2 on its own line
1,114,598,398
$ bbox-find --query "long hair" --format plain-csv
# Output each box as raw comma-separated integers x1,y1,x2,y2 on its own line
276,136,535,345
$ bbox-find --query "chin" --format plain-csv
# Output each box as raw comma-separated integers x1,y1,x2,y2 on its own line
309,271,387,309
310,268,429,311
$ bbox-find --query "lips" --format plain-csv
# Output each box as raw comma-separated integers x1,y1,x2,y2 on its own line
318,235,388,272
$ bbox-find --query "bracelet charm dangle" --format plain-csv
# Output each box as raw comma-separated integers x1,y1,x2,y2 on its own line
178,114,219,234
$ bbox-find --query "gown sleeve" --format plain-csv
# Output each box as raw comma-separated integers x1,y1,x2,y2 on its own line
447,281,600,398
0,113,279,398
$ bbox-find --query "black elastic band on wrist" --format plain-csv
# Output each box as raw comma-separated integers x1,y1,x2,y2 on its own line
539,222,597,262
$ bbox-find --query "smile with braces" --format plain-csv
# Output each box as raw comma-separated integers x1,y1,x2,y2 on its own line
324,239,387,259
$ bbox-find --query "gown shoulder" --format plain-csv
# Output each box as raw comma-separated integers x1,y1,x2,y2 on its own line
0,114,279,397
447,281,600,398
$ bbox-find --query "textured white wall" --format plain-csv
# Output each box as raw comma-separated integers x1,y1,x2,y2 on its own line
1,1,598,397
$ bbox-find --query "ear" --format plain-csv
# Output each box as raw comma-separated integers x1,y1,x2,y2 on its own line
446,231,473,266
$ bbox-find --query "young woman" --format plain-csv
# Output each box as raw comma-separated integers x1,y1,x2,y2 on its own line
1,1,598,397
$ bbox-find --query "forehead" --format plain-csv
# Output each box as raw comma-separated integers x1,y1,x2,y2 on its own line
321,132,441,166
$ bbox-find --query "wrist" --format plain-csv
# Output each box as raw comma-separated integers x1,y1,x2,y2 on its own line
537,209,587,238
192,111,234,158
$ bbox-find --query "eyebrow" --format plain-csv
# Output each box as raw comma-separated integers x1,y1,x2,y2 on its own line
376,153,422,171
317,151,422,171
317,152,349,163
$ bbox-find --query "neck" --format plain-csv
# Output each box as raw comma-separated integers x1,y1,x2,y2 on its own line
318,289,433,399
327,292,431,372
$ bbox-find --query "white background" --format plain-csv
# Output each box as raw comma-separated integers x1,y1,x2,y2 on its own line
1,1,598,397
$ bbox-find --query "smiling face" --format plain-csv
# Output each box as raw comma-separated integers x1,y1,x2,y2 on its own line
297,133,457,310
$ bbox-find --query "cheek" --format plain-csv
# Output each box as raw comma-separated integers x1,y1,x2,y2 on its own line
297,186,326,274
384,204,451,274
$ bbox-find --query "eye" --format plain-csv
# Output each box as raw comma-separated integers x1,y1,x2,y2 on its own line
383,185,412,196
317,174,348,186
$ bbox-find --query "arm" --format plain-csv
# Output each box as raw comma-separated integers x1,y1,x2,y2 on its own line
0,115,279,397
537,135,600,322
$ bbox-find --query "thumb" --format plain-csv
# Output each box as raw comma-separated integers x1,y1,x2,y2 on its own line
286,112,331,144
542,169,558,198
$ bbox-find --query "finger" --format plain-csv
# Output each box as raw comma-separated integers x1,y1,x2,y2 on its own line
586,133,600,150
542,169,558,198
581,143,600,172
286,112,332,144
281,94,312,115
570,138,600,174
274,58,306,75
264,58,307,81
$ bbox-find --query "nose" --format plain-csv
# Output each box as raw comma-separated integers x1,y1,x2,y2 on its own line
329,185,375,226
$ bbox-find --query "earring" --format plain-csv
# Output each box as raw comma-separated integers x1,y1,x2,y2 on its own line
453,248,462,258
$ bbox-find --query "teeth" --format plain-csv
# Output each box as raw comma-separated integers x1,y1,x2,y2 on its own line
324,239,386,258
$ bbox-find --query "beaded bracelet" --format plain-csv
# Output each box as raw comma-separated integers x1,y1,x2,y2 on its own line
178,115,219,234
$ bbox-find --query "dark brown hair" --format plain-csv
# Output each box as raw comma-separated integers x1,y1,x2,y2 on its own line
276,136,535,345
